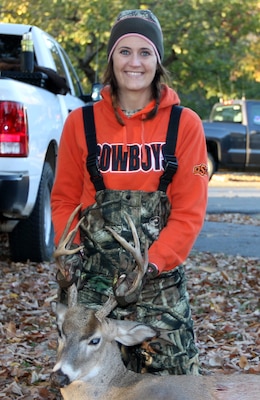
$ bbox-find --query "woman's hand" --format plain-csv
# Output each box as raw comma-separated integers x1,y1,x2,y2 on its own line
113,263,158,307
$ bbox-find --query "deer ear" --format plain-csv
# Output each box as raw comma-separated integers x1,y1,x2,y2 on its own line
51,301,68,323
113,320,157,346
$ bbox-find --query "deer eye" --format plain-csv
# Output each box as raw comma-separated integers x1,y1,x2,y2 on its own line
89,337,100,345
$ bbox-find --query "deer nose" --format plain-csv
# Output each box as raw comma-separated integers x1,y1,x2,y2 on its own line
51,369,70,388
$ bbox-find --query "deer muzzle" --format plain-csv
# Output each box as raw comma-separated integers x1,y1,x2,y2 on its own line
51,369,70,388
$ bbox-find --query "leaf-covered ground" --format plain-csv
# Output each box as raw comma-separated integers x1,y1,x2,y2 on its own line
0,243,59,399
0,173,259,399
186,251,259,376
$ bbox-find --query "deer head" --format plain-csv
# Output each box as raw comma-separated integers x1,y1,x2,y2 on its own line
50,302,156,390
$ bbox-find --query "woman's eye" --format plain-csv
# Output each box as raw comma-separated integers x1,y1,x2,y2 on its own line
120,49,130,55
89,337,100,345
141,50,151,57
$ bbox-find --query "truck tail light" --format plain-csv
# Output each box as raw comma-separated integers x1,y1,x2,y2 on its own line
0,101,28,157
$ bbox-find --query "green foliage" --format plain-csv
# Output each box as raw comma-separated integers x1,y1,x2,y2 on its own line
1,0,259,118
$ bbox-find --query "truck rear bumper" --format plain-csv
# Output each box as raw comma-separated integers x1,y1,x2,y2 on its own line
0,172,29,215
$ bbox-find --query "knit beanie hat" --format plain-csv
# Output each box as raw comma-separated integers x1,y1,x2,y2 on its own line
107,9,164,62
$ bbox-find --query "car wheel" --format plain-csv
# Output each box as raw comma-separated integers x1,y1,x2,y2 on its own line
9,162,54,262
207,152,216,180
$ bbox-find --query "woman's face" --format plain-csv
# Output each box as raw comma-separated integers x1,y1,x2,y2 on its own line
112,36,157,95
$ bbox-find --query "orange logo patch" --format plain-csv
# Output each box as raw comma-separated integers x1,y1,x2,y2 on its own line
193,163,208,176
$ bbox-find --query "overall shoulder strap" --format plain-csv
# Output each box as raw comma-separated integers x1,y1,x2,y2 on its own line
82,104,106,192
158,105,183,192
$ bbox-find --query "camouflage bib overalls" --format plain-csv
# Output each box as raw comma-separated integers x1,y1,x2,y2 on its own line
77,105,200,375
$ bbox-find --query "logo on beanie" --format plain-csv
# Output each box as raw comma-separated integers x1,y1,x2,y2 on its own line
118,9,161,26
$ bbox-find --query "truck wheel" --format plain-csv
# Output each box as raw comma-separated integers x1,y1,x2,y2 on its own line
207,152,216,180
9,162,54,262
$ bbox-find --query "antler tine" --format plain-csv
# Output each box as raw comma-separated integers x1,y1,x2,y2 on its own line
59,204,82,244
105,212,148,277
124,212,148,275
53,205,84,288
67,283,78,308
95,295,118,321
53,205,92,308
103,212,148,312
53,212,84,262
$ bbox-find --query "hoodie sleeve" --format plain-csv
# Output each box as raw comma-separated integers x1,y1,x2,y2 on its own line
51,108,86,246
148,107,208,273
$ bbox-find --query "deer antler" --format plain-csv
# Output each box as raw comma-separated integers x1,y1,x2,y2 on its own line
53,204,84,307
106,212,148,292
54,204,84,276
95,295,118,321
95,213,148,321
54,208,148,314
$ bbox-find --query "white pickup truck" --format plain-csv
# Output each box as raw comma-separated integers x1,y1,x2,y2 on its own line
0,23,89,262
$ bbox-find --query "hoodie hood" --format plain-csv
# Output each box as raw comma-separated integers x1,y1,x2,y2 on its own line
100,84,180,117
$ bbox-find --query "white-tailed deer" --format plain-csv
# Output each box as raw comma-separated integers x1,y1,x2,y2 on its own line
52,206,260,400
51,302,260,400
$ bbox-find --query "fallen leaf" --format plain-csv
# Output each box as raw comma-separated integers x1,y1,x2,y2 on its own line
221,270,230,282
239,355,249,370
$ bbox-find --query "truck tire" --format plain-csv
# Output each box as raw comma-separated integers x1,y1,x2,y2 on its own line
9,162,54,262
207,152,216,180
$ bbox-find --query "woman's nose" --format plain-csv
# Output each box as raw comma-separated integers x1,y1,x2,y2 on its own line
128,53,142,66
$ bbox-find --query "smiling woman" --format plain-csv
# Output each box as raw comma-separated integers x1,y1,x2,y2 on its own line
51,9,208,377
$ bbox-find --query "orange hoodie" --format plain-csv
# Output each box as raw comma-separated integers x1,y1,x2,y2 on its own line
51,85,208,273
